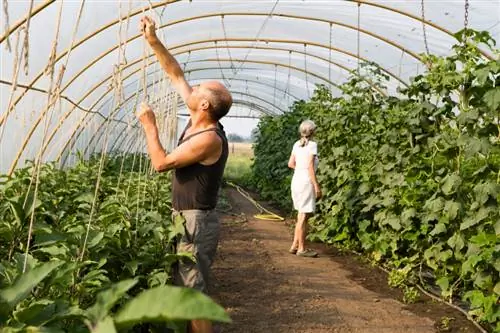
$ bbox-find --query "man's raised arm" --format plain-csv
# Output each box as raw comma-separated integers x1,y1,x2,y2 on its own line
140,16,192,102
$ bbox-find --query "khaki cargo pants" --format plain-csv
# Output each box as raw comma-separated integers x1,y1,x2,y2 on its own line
172,209,220,293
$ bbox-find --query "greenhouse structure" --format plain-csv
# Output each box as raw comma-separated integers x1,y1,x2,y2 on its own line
1,1,499,332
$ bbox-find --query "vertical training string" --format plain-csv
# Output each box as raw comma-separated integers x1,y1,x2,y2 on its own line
328,23,333,87
303,44,310,99
221,15,235,73
357,3,361,73
21,0,34,76
0,28,23,171
420,0,430,55
2,0,11,51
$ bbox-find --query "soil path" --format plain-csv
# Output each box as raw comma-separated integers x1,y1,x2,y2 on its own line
210,188,479,333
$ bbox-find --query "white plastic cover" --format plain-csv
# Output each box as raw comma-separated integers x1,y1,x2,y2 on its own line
1,0,499,173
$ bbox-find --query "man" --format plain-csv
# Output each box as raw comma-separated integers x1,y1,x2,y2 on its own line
136,16,232,333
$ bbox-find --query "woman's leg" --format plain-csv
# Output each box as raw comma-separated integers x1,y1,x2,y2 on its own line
297,212,309,252
296,212,318,257
290,212,304,251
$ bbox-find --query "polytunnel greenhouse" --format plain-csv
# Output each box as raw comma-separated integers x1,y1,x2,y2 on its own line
1,1,499,332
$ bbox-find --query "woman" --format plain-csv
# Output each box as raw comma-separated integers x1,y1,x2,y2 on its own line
287,119,322,257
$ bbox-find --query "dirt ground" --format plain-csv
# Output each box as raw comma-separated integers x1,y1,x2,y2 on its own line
209,188,480,333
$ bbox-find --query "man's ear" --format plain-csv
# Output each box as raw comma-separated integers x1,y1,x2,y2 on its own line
200,99,210,111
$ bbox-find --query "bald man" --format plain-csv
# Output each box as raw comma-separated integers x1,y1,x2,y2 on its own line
137,16,232,333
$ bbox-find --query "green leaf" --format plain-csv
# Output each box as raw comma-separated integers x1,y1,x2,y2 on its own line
436,276,450,294
460,207,492,230
9,200,25,225
22,326,65,333
91,316,117,333
14,300,84,326
430,222,446,236
86,279,138,324
35,245,68,257
0,260,63,310
75,193,95,204
401,208,416,226
114,286,231,328
444,200,460,220
483,87,500,111
493,282,500,296
87,231,104,249
447,233,465,252
441,173,461,195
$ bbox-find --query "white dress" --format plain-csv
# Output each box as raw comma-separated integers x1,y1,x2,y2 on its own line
291,140,319,213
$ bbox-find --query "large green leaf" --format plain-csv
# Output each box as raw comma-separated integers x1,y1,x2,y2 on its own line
86,279,138,324
493,282,500,296
0,261,63,311
483,87,500,111
441,173,461,195
90,316,117,333
114,285,231,328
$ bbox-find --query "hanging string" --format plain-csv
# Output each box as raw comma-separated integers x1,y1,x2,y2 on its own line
420,0,430,55
221,15,235,73
228,0,280,82
303,44,310,99
273,64,277,106
398,49,405,84
21,0,34,76
80,0,134,260
0,28,23,171
284,50,292,105
22,0,65,272
357,3,361,73
215,41,230,87
328,23,333,86
183,51,191,72
2,0,11,51
463,0,470,46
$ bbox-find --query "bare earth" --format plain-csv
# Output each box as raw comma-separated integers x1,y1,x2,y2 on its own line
210,188,479,333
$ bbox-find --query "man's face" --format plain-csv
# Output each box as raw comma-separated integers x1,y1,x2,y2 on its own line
187,84,209,111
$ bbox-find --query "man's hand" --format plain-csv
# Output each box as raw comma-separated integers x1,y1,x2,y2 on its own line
140,16,158,44
136,102,156,128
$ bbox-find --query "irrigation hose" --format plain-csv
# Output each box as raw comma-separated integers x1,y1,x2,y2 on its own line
225,181,285,221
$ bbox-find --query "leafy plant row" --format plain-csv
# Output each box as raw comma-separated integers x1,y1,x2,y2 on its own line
251,30,500,331
0,154,230,332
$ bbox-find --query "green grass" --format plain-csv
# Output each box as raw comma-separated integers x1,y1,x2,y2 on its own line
224,142,253,184
224,154,252,183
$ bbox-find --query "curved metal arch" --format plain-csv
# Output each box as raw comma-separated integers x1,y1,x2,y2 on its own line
95,98,270,158
84,89,284,158
2,0,472,56
0,0,57,43
161,44,400,91
86,91,279,160
109,98,270,154
1,7,416,127
43,64,295,171
87,74,298,157
6,57,158,176
50,55,335,169
0,36,392,152
63,54,339,161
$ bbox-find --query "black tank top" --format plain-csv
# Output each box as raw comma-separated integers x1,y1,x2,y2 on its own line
172,120,229,211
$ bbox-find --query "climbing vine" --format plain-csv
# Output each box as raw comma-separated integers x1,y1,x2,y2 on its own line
251,30,500,331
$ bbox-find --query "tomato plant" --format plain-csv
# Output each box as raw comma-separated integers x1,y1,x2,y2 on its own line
0,154,230,332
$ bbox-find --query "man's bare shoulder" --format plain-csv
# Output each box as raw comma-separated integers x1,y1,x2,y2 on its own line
184,130,222,152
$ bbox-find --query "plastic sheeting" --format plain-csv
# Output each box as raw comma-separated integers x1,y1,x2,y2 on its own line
1,0,499,173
